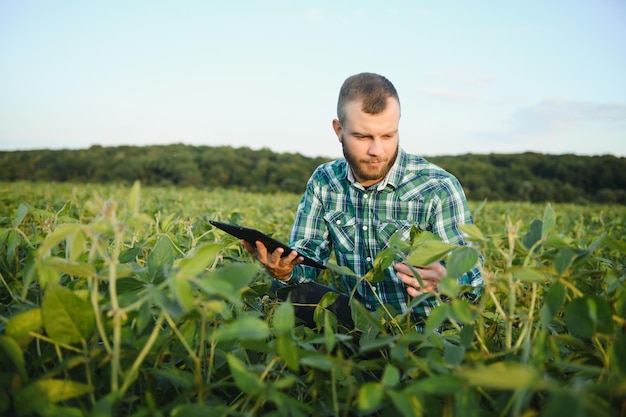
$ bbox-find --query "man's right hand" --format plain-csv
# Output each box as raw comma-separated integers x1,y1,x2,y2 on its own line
242,240,303,281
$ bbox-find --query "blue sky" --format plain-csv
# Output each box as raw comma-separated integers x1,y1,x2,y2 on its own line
1,1,625,159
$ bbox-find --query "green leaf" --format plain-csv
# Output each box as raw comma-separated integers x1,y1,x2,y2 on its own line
66,228,86,262
554,247,576,275
406,240,456,267
326,261,357,277
358,381,384,412
541,203,555,238
323,310,337,352
319,291,339,309
544,281,565,318
177,243,221,277
564,295,609,338
170,275,195,313
612,332,626,377
439,277,460,297
215,315,270,342
277,333,299,371
513,267,546,282
460,323,475,348
523,219,543,250
458,224,486,242
273,300,295,335
38,223,82,256
404,374,464,394
388,389,422,417
147,235,175,281
42,284,95,345
127,180,141,217
424,303,448,334
444,342,465,367
44,257,96,278
539,390,585,417
12,203,29,228
381,364,400,388
300,354,334,371
13,379,93,415
0,335,28,383
226,353,264,396
5,307,43,348
450,299,474,324
458,362,540,390
446,246,478,279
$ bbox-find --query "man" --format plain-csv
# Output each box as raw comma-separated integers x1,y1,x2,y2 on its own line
244,72,482,330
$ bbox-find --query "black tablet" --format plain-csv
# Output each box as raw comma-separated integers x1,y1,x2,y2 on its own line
209,220,326,269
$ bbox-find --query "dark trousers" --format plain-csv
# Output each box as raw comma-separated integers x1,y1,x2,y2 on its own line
269,280,355,330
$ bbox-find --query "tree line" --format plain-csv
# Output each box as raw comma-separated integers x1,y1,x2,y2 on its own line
1,144,624,204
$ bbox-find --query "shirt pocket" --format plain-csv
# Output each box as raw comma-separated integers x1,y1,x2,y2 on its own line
324,211,357,252
377,219,414,250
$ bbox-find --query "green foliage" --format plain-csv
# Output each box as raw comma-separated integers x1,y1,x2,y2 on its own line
1,145,626,203
0,181,624,416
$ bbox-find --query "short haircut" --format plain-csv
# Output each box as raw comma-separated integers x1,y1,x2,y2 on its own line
337,73,400,124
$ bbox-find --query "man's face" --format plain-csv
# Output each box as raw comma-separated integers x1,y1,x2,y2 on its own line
333,98,400,187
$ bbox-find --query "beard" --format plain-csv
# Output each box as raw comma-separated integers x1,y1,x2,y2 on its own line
342,135,398,184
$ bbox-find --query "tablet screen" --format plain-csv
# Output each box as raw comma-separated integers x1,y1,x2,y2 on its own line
210,220,326,269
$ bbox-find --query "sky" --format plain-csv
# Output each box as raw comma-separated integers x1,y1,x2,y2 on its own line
1,1,625,160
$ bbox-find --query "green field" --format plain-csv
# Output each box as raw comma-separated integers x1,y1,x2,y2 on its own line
1,181,624,417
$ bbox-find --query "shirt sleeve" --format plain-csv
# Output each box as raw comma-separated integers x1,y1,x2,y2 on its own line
429,176,484,299
280,176,333,285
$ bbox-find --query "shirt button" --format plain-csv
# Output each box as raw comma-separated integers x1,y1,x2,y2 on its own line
366,256,372,262
363,194,368,199
362,225,368,231
336,220,341,225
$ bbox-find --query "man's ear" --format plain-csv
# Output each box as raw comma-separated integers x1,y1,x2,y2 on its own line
332,119,342,142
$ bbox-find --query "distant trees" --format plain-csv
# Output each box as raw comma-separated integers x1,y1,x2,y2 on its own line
1,145,624,204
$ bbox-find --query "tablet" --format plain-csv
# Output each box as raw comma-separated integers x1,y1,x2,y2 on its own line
209,220,326,269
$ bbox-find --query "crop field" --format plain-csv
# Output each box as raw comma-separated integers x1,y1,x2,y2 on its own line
0,181,625,417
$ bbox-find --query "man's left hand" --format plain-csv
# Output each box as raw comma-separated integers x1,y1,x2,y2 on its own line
394,261,446,297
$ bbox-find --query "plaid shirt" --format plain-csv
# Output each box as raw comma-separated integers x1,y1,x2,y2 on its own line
285,148,483,322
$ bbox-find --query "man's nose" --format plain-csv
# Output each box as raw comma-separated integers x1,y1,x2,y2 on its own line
368,138,384,156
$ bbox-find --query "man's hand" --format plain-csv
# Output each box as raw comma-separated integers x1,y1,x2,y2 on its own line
242,240,303,281
394,261,446,297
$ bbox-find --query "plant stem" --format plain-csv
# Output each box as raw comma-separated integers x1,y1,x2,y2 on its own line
120,312,165,394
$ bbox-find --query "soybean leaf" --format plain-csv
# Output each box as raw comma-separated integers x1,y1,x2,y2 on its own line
406,240,456,267
215,315,270,342
381,364,401,388
541,203,556,238
425,304,449,334
177,243,221,277
42,284,95,345
358,381,384,412
5,307,43,348
458,362,540,390
0,335,28,383
446,246,478,279
299,354,334,371
37,223,83,256
147,235,175,282
523,219,543,250
273,300,295,335
12,203,28,228
13,379,93,416
226,353,264,396
459,224,486,242
388,390,422,417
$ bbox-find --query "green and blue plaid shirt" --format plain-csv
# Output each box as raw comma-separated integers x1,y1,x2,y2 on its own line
285,148,483,321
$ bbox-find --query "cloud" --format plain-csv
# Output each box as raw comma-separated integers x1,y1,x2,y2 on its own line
509,99,626,136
